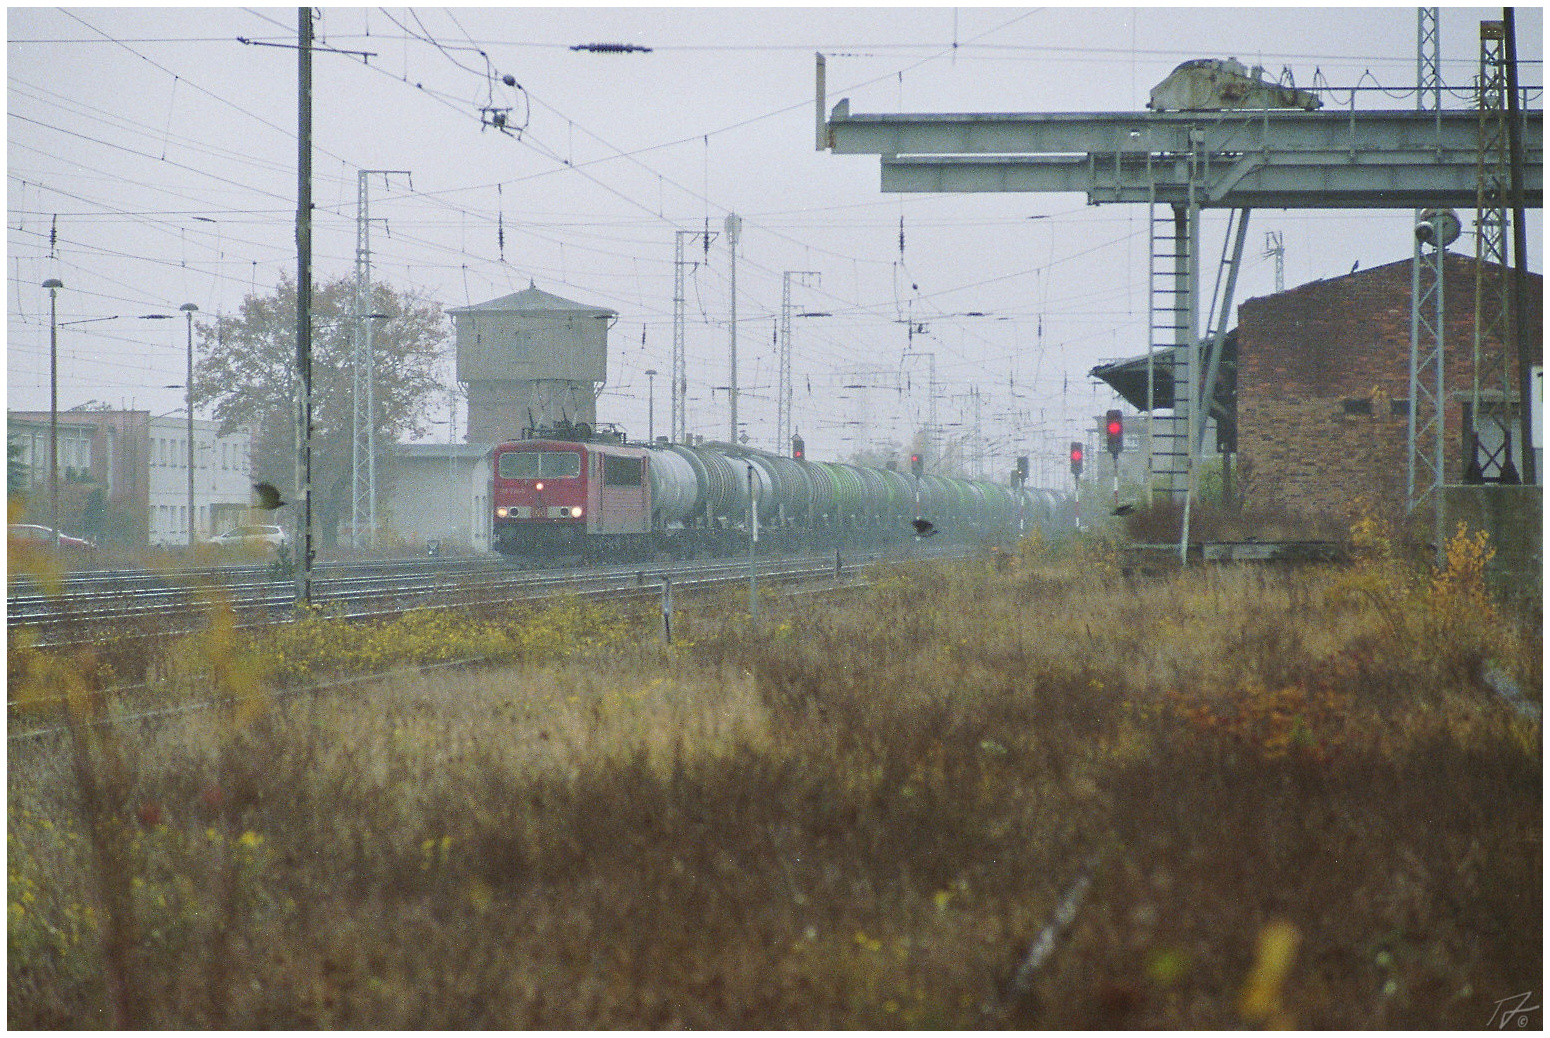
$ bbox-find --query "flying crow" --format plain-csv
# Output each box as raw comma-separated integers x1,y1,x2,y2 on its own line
252,482,288,510
912,518,937,538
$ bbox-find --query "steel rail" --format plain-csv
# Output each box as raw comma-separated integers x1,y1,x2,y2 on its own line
8,547,934,649
7,550,908,741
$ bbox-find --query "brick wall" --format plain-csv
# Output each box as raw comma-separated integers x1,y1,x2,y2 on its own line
1236,253,1541,521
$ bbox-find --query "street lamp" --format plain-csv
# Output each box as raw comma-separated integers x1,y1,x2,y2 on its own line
181,303,199,546
644,369,658,441
42,278,63,551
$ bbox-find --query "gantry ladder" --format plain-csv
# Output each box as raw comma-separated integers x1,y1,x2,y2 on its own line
1147,198,1192,501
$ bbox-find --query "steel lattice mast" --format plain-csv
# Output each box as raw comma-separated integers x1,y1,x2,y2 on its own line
1407,8,1447,526
352,169,409,549
1469,19,1517,483
779,271,820,452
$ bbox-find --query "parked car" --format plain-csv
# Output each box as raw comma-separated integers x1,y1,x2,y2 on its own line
206,524,289,551
8,523,97,552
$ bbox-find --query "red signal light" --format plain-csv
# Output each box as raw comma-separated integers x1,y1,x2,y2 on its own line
1104,409,1124,457
1069,441,1084,477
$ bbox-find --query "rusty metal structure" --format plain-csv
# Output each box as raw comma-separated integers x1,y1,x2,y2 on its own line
1148,58,1321,113
1408,8,1447,539
818,35,1543,536
1468,19,1520,484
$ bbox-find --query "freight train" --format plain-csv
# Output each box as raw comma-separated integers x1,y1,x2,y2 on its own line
487,423,1073,562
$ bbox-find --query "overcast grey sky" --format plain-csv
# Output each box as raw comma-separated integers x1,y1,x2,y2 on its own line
8,6,1543,477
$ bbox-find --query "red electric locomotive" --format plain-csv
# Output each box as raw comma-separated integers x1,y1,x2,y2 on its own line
490,432,652,559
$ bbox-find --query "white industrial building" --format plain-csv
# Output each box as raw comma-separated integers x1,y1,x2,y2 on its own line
383,442,492,552
8,409,254,546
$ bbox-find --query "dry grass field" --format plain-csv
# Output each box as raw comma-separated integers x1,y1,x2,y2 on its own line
7,518,1541,1028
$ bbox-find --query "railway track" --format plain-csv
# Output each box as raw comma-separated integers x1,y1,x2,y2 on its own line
6,546,929,743
6,547,922,648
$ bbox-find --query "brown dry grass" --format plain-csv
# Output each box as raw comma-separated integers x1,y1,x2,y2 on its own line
8,530,1541,1028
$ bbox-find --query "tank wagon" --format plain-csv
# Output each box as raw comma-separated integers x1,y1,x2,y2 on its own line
488,424,1072,562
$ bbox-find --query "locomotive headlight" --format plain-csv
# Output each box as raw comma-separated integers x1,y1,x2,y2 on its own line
496,506,509,518
535,481,544,491
570,506,584,518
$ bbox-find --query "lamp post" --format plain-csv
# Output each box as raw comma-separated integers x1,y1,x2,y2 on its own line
43,301,177,549
42,278,62,551
644,369,657,441
179,303,200,546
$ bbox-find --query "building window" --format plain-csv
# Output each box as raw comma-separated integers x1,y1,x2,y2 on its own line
1341,398,1373,416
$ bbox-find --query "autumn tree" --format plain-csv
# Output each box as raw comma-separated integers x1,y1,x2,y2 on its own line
192,274,448,547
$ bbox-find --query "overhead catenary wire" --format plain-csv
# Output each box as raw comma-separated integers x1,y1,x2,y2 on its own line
11,6,1497,467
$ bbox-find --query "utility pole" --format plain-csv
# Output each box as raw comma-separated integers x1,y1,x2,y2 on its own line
1263,231,1285,293
295,5,314,605
724,213,742,444
1408,7,1448,560
972,385,983,478
644,368,657,441
672,228,715,443
1470,18,1515,484
1505,8,1536,486
353,168,410,550
780,270,821,453
181,302,199,546
43,277,62,551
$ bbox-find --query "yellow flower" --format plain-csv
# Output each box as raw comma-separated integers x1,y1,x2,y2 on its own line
1239,918,1300,1028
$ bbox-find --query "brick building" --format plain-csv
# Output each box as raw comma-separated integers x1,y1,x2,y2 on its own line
1235,254,1541,521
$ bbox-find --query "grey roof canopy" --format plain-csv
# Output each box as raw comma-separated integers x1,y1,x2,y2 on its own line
1090,330,1237,423
447,284,617,319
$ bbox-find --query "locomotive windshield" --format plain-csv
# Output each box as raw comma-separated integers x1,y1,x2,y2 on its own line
498,450,581,480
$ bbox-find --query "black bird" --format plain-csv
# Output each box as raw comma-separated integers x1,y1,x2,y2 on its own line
912,518,937,538
252,482,288,510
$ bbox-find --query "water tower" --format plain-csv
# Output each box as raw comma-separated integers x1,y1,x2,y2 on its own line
450,282,616,442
